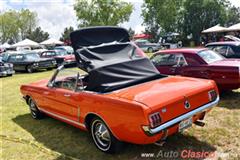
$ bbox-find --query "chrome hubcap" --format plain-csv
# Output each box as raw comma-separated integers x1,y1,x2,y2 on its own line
94,122,110,147
30,100,37,117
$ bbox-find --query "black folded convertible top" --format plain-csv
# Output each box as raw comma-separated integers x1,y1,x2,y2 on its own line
71,26,130,50
70,27,163,93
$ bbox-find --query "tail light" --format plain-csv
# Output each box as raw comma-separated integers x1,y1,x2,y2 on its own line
208,90,217,102
149,112,161,128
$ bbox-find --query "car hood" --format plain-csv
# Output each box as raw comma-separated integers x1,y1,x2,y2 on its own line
108,76,214,107
210,59,240,67
28,79,49,87
28,58,55,63
55,55,75,60
147,43,159,45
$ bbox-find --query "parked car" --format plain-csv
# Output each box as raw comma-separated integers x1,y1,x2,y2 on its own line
20,27,219,153
54,46,74,54
134,39,161,53
206,41,240,58
151,48,240,90
0,48,5,54
33,49,48,55
40,50,76,67
1,51,57,73
0,59,15,77
159,32,183,49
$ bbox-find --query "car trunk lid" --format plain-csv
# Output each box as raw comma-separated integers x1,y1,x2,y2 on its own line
210,59,240,67
109,76,215,123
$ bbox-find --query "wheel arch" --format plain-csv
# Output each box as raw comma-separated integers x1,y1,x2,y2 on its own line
84,112,121,141
24,95,31,104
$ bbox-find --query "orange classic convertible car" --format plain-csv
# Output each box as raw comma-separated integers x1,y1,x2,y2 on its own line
20,27,220,153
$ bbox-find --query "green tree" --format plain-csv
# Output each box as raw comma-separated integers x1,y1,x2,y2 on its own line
142,0,240,45
74,0,133,27
0,10,19,43
225,6,240,26
26,27,49,43
142,0,183,41
0,9,37,43
18,9,38,40
128,27,135,40
180,0,226,45
60,26,74,42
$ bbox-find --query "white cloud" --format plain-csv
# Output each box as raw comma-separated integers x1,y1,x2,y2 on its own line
0,1,12,11
134,24,145,34
1,0,77,39
229,0,240,7
23,1,77,39
29,3,77,39
1,0,145,37
122,0,145,33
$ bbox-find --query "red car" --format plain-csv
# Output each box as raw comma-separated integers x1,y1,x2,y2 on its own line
40,50,76,67
151,48,240,91
20,27,219,153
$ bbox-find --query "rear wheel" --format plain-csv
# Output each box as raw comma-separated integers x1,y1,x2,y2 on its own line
90,118,123,153
28,97,43,119
26,65,34,73
47,68,53,70
147,47,154,53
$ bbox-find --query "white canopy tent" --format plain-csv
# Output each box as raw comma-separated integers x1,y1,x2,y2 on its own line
202,24,228,33
0,43,11,48
227,23,240,31
11,39,40,48
40,38,64,45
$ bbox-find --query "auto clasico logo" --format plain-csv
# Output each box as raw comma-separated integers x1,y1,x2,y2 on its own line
141,150,216,159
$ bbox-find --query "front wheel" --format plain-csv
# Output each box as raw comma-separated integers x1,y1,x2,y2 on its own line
28,98,43,119
147,47,154,53
90,118,123,153
26,65,34,73
46,68,53,71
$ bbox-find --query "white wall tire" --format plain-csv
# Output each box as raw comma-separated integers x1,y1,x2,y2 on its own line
90,117,123,153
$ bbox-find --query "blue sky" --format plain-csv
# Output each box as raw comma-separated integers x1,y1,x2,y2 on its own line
0,0,239,39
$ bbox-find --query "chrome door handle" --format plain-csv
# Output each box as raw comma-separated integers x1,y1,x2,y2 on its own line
63,93,71,97
43,91,49,95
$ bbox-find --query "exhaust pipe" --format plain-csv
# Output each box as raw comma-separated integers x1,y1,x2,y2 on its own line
194,121,205,127
154,129,168,146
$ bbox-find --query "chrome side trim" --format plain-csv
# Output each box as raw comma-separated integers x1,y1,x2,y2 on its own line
149,96,220,135
38,107,86,128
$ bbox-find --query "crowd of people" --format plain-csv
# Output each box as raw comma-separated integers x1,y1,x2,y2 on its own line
201,32,240,45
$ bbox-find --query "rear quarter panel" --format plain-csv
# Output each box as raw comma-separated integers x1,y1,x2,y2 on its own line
79,92,154,144
207,66,240,90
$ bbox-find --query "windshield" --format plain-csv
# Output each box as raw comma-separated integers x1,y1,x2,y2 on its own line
54,49,68,56
55,47,74,54
25,53,40,60
197,50,225,64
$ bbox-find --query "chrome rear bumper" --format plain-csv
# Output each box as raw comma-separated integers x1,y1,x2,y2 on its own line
143,96,220,136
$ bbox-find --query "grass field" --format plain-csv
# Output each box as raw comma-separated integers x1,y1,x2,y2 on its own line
1,69,240,160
